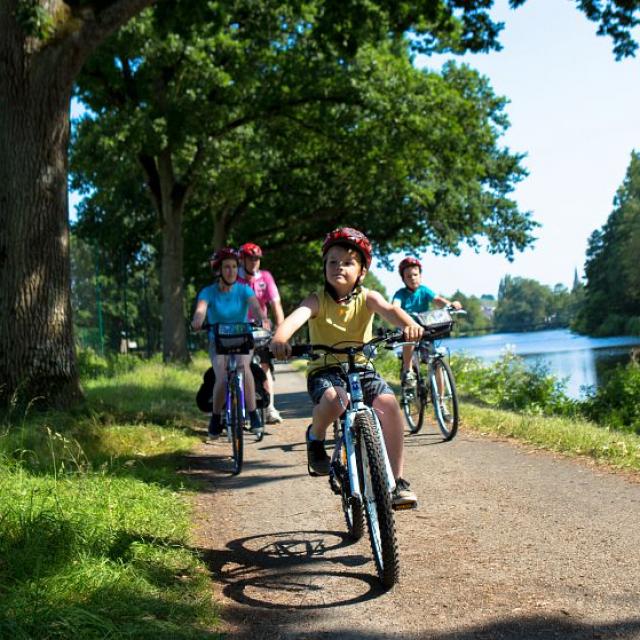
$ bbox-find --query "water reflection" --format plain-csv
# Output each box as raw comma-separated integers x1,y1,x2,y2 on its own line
446,328,640,399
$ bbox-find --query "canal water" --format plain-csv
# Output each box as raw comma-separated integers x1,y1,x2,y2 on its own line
445,328,640,399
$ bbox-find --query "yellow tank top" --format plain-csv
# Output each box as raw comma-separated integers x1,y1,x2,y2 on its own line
307,287,374,376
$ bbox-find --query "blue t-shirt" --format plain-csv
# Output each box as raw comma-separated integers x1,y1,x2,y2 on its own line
197,282,254,326
392,284,437,314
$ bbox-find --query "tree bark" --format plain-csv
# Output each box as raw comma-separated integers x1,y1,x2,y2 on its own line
157,151,190,363
0,0,153,408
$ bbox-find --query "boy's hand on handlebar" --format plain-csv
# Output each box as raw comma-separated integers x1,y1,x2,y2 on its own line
450,300,463,310
269,339,291,361
403,323,423,342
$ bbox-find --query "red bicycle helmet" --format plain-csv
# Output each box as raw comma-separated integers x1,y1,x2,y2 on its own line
322,227,372,269
209,247,239,270
239,242,263,258
398,256,422,276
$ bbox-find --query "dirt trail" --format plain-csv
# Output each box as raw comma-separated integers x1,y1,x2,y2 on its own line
183,364,640,640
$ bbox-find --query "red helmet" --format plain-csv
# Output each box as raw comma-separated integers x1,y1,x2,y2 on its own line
322,227,372,269
209,247,239,270
239,242,263,258
399,256,422,276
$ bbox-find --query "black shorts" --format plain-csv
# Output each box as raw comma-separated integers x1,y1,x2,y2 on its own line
307,367,393,406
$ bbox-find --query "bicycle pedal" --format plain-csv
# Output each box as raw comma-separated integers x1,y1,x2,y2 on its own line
392,502,418,511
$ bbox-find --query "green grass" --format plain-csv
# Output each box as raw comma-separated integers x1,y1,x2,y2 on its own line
0,355,219,639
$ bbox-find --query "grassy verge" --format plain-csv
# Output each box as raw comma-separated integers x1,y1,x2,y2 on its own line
0,355,219,639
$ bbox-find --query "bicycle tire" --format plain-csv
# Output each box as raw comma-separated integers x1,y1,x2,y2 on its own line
333,421,364,541
430,358,459,441
355,410,399,589
401,364,426,434
230,377,244,475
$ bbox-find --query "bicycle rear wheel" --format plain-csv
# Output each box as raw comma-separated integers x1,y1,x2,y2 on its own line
401,364,425,434
332,421,364,541
430,358,459,441
355,410,399,589
230,379,244,475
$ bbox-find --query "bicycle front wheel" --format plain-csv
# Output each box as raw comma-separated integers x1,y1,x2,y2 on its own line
230,379,244,475
355,410,399,589
401,365,425,434
430,358,459,441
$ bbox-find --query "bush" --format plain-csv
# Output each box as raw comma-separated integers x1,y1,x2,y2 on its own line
581,361,640,433
452,351,576,416
77,348,141,381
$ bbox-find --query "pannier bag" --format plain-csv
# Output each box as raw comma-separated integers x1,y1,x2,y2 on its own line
413,308,454,339
196,363,269,413
214,322,255,354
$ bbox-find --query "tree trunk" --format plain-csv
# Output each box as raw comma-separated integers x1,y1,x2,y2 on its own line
0,0,155,408
157,152,190,363
0,47,82,408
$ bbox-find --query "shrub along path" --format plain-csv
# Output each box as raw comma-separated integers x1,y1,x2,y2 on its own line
183,364,640,640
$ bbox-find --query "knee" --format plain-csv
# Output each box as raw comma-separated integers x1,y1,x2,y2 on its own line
373,394,401,415
320,386,348,412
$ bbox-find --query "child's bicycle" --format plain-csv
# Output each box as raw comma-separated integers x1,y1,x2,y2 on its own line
399,306,465,440
205,322,265,475
291,329,407,589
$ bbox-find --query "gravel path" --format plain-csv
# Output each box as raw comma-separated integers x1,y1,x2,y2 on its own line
183,364,640,639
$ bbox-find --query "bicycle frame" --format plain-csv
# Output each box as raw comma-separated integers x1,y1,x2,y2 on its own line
224,354,246,428
337,370,396,505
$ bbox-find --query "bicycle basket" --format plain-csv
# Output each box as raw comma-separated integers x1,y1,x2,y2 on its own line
414,309,454,339
214,323,255,354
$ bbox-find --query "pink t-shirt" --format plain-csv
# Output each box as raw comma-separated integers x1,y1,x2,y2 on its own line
238,269,280,320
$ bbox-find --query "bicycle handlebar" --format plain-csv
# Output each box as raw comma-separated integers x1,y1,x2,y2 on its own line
289,329,405,359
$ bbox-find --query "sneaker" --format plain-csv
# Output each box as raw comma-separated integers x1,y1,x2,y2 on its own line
401,370,417,390
265,406,284,424
392,478,418,510
439,404,452,422
306,425,330,476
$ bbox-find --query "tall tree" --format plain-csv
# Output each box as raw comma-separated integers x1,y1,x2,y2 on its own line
70,2,518,363
2,0,639,407
574,151,640,335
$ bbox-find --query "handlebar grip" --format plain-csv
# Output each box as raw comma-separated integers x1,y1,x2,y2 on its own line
290,344,312,357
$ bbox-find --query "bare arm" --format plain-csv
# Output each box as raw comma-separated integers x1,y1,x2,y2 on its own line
191,299,208,331
248,295,269,327
434,295,462,310
270,294,319,360
366,290,423,342
270,298,285,327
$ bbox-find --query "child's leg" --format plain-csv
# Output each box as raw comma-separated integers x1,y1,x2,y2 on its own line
211,355,227,413
401,343,415,372
310,385,349,439
371,393,405,480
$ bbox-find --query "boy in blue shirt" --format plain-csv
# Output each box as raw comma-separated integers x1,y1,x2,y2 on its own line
392,257,461,388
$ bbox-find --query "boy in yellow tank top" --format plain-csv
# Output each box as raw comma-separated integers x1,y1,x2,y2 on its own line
271,228,422,509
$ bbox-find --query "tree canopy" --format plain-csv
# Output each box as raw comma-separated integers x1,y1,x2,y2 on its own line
70,3,535,362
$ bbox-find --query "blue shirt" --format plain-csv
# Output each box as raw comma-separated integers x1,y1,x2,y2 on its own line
392,284,437,314
197,282,254,326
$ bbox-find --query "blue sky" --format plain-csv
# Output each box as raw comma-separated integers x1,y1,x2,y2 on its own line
372,0,640,299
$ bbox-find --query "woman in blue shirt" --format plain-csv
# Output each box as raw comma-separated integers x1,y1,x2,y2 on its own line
192,248,267,439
